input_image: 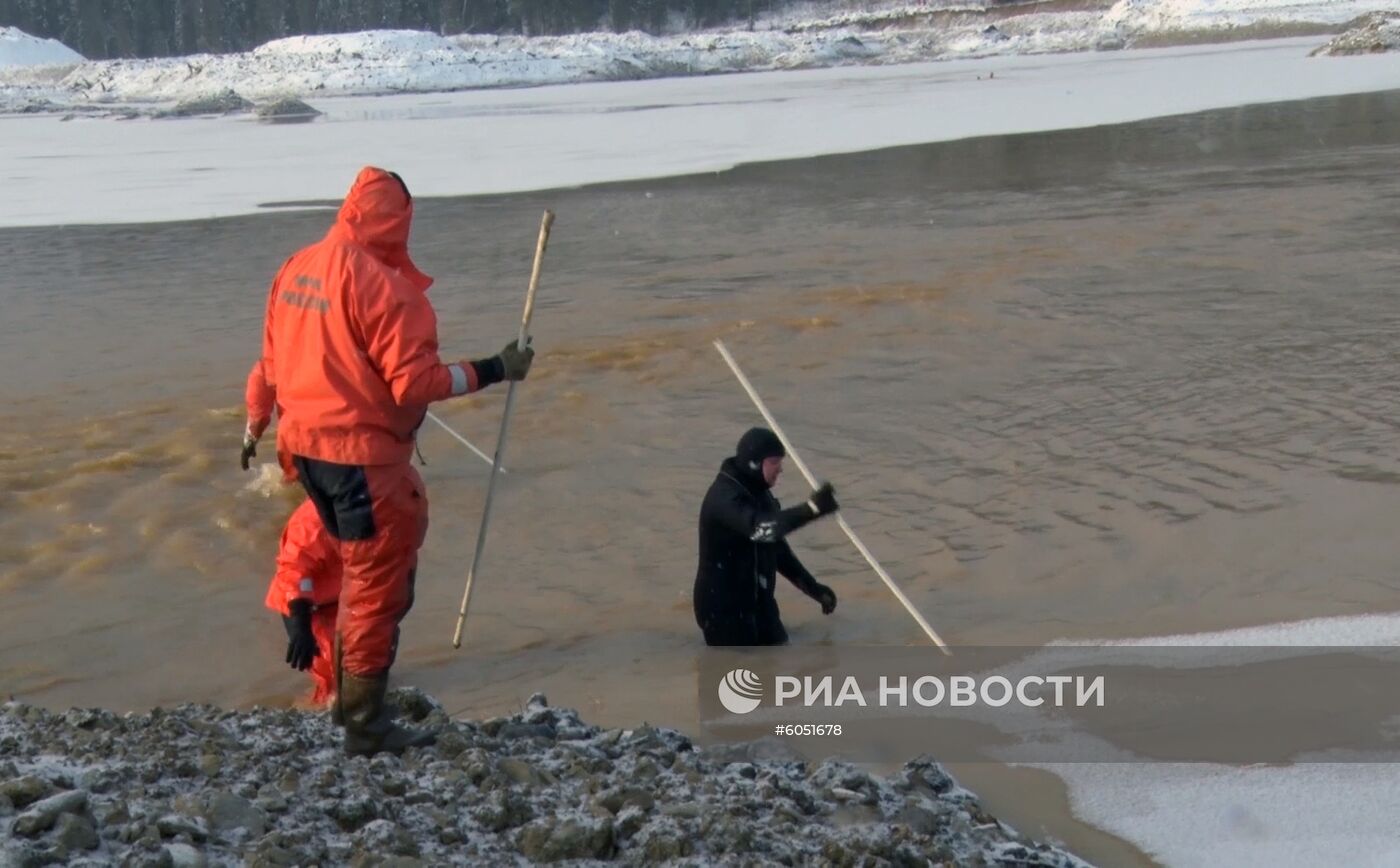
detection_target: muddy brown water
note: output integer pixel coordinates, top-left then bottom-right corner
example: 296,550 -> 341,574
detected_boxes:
6,90 -> 1400,865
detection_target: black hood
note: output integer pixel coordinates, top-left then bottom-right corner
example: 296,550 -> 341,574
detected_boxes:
734,427 -> 784,478
720,456 -> 772,499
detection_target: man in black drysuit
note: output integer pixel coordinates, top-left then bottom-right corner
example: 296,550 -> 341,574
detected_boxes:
693,427 -> 841,646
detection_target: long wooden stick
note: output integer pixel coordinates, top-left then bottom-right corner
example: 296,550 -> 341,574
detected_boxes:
453,210 -> 554,649
424,410 -> 502,473
713,339 -> 951,654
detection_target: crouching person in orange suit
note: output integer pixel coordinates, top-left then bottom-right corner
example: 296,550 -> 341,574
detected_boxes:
264,499 -> 342,709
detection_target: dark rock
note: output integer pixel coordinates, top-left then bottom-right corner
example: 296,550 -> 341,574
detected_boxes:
387,687 -> 441,723
163,843 -> 206,867
330,796 -> 379,832
900,758 -> 955,796
497,723 -> 555,741
203,791 -> 266,837
893,803 -> 944,837
54,813 -> 100,851
12,790 -> 88,836
636,820 -> 690,860
594,786 -> 655,815
496,758 -> 551,788
353,819 -> 420,857
473,790 -> 534,833
254,98 -> 322,124
253,783 -> 288,814
155,814 -> 208,841
432,730 -> 469,759
662,802 -> 700,819
515,818 -> 614,863
156,89 -> 253,118
613,805 -> 647,841
121,848 -> 175,868
197,755 -> 221,778
1,777 -> 54,809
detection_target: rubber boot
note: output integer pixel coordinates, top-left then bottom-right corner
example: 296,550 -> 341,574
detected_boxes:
340,671 -> 436,757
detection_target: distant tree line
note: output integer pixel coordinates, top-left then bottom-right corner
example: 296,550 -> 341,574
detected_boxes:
0,0 -> 776,58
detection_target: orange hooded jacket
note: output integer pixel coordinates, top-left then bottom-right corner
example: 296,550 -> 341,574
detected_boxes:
256,166 -> 486,467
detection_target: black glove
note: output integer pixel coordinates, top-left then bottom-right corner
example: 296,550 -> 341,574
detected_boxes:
498,339 -> 535,381
807,482 -> 839,517
240,431 -> 258,471
812,583 -> 837,615
284,599 -> 319,672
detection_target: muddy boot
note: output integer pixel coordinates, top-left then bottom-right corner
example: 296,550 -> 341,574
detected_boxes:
340,672 -> 436,757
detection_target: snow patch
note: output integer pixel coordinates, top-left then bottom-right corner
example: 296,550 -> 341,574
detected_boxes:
0,26 -> 83,69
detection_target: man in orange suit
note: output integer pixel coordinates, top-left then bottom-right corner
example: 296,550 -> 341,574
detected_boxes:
247,166 -> 533,756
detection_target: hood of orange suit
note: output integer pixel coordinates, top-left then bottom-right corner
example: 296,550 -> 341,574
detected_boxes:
329,166 -> 434,292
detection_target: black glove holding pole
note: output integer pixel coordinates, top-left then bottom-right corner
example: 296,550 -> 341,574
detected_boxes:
498,338 -> 535,381
283,599 -> 319,671
806,482 -> 839,517
466,338 -> 536,390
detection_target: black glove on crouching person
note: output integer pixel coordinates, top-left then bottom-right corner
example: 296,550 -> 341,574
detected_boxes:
284,598 -> 319,672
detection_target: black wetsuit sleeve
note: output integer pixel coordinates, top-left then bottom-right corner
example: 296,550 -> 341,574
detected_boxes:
710,484 -> 818,544
776,541 -> 820,596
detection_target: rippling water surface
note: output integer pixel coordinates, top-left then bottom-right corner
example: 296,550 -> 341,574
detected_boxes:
4,89 -> 1400,862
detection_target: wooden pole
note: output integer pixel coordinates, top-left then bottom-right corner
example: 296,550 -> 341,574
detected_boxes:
713,339 -> 951,654
452,210 -> 554,649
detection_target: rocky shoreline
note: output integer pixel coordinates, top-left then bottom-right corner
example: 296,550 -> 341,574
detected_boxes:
0,690 -> 1090,867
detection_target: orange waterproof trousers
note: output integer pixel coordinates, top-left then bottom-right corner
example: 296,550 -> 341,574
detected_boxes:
293,457 -> 430,677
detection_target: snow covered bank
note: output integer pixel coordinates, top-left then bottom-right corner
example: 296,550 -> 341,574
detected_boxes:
0,26 -> 82,70
0,690 -> 1088,866
1102,0 -> 1400,38
1312,11 -> 1400,55
4,37 -> 1400,229
3,0 -> 1400,113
